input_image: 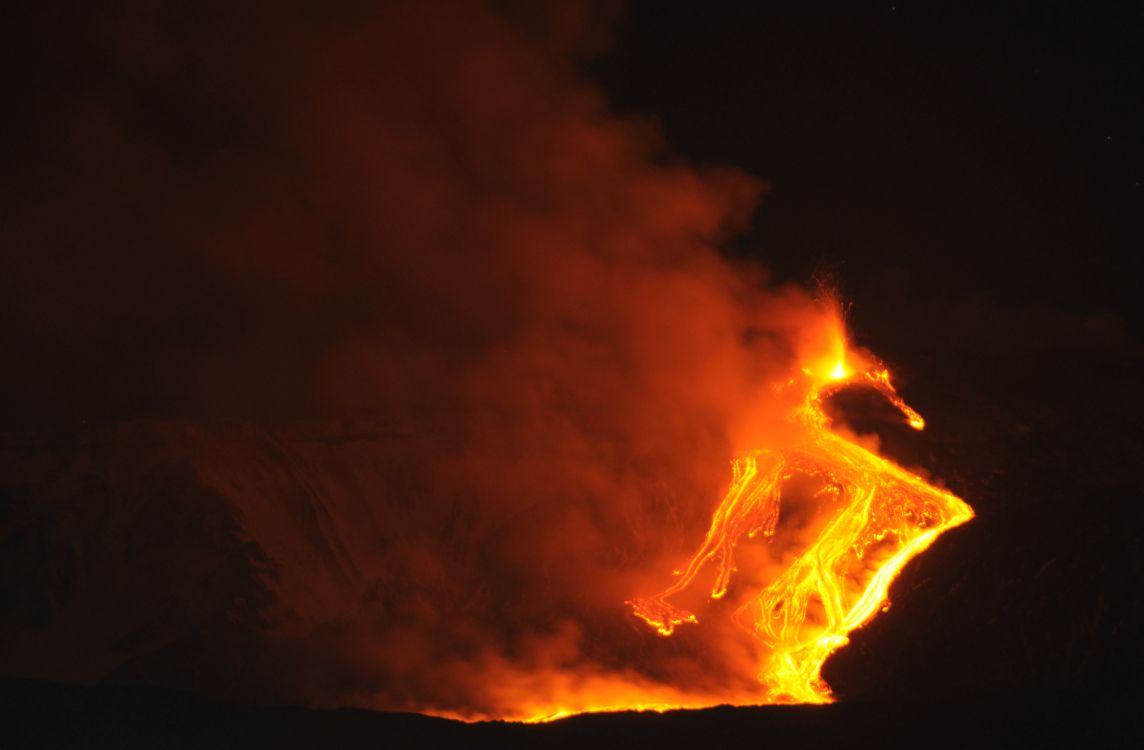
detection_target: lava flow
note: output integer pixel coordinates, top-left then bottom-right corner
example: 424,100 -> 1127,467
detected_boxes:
628,308 -> 975,705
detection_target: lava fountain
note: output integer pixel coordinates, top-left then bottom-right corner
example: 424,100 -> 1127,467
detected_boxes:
628,304 -> 974,706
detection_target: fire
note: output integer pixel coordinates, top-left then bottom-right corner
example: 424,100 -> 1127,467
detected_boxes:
628,305 -> 974,705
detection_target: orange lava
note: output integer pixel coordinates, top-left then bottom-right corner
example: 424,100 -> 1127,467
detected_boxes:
628,307 -> 974,706
420,304 -> 973,724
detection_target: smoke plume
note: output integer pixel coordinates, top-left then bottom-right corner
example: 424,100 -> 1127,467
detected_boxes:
2,1 -> 837,718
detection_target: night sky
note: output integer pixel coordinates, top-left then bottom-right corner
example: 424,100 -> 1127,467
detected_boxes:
4,2 -> 1143,746
598,3 -> 1143,308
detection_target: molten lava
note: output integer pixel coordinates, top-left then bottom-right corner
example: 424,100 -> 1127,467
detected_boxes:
416,305 -> 973,724
628,310 -> 974,705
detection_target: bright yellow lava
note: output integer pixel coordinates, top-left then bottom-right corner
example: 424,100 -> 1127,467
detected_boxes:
420,313 -> 972,724
628,327 -> 974,704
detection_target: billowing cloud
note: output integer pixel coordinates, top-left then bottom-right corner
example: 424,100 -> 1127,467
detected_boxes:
1,1 -> 843,719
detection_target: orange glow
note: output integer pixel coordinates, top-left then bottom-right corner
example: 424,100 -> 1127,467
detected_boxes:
414,302 -> 973,724
628,304 -> 973,705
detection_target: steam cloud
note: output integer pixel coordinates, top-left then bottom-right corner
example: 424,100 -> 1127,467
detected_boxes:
2,1 -> 834,718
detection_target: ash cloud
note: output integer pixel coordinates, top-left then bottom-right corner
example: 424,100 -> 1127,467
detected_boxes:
2,1 -> 827,717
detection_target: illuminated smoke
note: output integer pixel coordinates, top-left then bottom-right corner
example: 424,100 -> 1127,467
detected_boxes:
0,1 -> 969,721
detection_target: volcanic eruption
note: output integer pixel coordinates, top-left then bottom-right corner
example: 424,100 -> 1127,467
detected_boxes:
628,304 -> 974,708
1,0 -> 978,728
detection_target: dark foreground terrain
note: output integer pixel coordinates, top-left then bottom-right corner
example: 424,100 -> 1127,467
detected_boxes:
5,678 -> 1140,749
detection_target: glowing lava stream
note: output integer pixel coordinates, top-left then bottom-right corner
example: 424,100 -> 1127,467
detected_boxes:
421,312 -> 973,724
629,318 -> 975,705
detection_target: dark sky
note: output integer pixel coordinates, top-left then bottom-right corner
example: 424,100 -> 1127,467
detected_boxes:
593,2 -> 1144,320
2,0 -> 1143,724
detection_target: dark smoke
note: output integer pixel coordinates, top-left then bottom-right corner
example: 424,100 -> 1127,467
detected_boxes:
2,1 -> 824,717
